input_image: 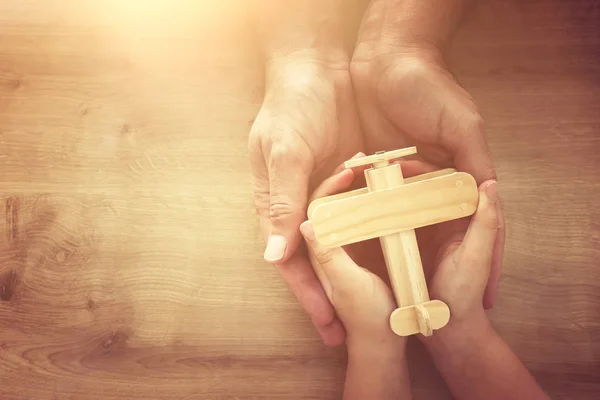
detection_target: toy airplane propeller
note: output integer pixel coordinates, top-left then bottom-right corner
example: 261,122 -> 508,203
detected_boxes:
307,147 -> 479,337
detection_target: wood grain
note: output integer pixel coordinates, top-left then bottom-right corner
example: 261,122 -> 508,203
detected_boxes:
390,300 -> 450,337
360,161 -> 450,338
310,171 -> 478,247
0,0 -> 598,399
306,167 -> 457,218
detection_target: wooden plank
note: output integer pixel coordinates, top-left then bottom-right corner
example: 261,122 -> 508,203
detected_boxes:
307,168 -> 457,219
343,147 -> 417,168
389,300 -> 451,337
310,172 -> 479,247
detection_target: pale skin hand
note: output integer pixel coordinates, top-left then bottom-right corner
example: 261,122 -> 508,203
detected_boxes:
350,0 -> 506,309
417,178 -> 549,400
249,0 -> 363,346
299,163 -> 411,400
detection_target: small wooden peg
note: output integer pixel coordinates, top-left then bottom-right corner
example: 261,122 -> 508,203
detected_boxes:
307,168 -> 458,219
343,147 -> 417,169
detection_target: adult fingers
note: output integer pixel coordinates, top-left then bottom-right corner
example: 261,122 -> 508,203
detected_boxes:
484,196 -> 505,309
249,128 -> 345,345
446,113 -> 505,310
438,105 -> 505,309
262,142 -> 313,264
449,113 -> 497,185
277,253 -> 346,347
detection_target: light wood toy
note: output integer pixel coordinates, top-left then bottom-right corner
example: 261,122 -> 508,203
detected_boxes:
307,147 -> 479,337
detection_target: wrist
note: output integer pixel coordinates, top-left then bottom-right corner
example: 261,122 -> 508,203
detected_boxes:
266,49 -> 350,79
344,334 -> 412,400
361,0 -> 473,52
252,1 -> 349,72
351,36 -> 443,84
421,310 -> 494,363
264,52 -> 349,99
347,333 -> 407,364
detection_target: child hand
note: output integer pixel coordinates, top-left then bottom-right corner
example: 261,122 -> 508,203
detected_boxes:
300,164 -> 401,348
302,160 -> 413,399
425,179 -> 501,329
300,158 -> 501,345
418,180 -> 549,400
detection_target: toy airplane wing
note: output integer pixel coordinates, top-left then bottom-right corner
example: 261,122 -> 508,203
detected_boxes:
308,171 -> 478,248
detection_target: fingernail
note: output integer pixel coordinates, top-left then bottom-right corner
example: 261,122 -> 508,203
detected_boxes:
264,235 -> 286,262
350,152 -> 365,160
299,221 -> 315,241
485,181 -> 498,202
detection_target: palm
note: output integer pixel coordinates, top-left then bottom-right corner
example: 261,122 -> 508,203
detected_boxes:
345,215 -> 470,303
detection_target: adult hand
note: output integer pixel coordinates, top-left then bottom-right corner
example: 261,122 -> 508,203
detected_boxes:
350,0 -> 505,308
249,56 -> 363,346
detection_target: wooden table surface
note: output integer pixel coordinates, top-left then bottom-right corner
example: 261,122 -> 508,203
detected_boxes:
0,1 -> 598,399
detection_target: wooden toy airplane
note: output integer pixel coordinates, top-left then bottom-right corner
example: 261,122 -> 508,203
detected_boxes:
307,147 -> 479,337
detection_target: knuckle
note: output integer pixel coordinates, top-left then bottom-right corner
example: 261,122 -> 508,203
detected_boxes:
252,190 -> 270,218
269,142 -> 292,160
269,200 -> 300,222
270,141 -> 295,161
248,115 -> 267,145
462,111 -> 485,134
314,247 -> 335,267
269,143 -> 313,173
373,56 -> 431,104
455,110 -> 485,143
248,130 -> 261,153
248,117 -> 293,154
349,59 -> 369,83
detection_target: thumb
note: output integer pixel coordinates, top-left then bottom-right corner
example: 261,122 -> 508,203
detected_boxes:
447,116 -> 504,310
263,144 -> 312,264
299,221 -> 363,292
459,180 -> 500,275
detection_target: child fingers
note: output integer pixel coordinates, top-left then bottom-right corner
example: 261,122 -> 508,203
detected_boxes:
337,152 -> 372,189
484,196 -> 506,309
300,220 -> 360,288
332,151 -> 365,175
460,180 -> 500,270
309,152 -> 365,205
310,153 -> 380,205
309,169 -> 355,203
